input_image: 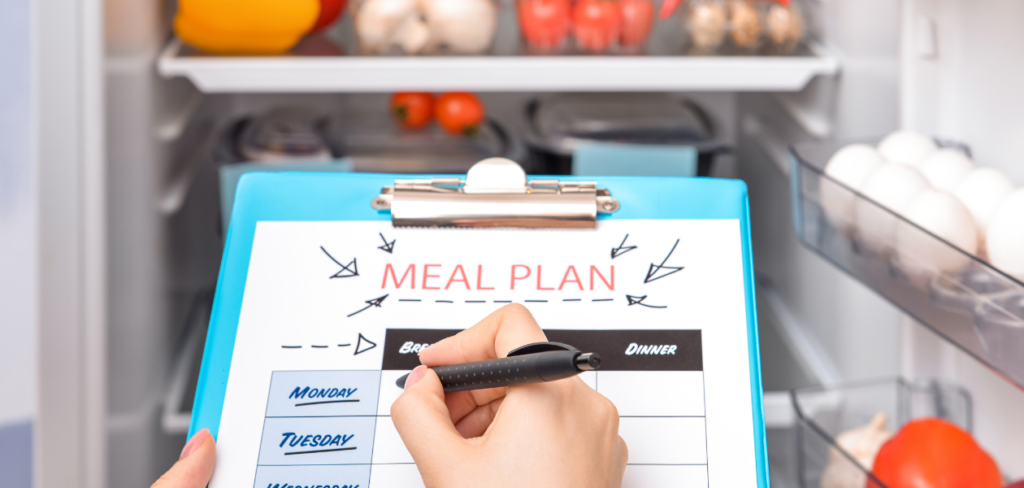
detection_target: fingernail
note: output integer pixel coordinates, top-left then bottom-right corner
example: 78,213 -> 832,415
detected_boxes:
404,365 -> 427,390
180,429 -> 209,460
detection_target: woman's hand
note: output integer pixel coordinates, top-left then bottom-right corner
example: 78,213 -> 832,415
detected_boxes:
151,429 -> 216,488
391,304 -> 629,487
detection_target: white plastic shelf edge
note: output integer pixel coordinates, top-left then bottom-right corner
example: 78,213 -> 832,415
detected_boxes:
157,39 -> 841,93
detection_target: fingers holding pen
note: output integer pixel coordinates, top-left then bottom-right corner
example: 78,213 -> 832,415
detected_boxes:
415,304 -> 547,434
418,304 -> 548,366
443,387 -> 506,430
391,367 -> 466,465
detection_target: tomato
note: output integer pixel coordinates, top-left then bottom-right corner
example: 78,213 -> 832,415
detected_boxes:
573,0 -> 622,52
869,418 -> 1001,488
517,0 -> 572,49
311,0 -> 346,32
619,0 -> 654,47
658,0 -> 680,19
435,93 -> 485,136
390,92 -> 434,130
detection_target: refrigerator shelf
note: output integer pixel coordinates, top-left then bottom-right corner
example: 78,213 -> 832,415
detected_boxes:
156,39 -> 840,93
790,140 -> 1024,392
792,377 -> 972,488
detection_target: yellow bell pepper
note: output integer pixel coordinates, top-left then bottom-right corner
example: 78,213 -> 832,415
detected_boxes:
175,0 -> 321,54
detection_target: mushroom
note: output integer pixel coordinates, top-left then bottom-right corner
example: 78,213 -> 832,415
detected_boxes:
355,0 -> 495,54
354,0 -> 420,53
421,0 -> 497,54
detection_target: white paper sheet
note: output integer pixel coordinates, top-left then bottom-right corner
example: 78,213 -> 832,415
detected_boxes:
211,219 -> 757,488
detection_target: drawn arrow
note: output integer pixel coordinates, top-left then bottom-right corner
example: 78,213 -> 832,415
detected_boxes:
354,333 -> 377,355
321,246 -> 359,279
611,234 -> 638,259
626,295 -> 667,309
347,294 -> 388,318
644,239 -> 685,283
378,233 -> 395,254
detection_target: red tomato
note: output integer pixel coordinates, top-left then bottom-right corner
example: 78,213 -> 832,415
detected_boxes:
435,93 -> 485,136
390,92 -> 434,130
870,418 -> 1001,488
619,0 -> 654,47
573,0 -> 622,52
517,0 -> 572,49
658,0 -> 680,19
311,0 -> 346,32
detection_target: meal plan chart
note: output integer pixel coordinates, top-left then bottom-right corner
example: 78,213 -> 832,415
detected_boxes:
211,220 -> 759,488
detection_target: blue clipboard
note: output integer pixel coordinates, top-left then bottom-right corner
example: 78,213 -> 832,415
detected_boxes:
192,171 -> 767,488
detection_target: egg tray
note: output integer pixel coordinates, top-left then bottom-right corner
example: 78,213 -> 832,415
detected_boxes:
791,377 -> 972,488
789,140 -> 1024,391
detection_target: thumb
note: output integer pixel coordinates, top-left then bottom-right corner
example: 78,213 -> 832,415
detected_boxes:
152,429 -> 216,488
391,366 -> 466,464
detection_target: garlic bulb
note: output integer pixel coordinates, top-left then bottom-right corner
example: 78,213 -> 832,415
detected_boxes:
421,0 -> 497,53
354,0 -> 420,53
820,413 -> 893,488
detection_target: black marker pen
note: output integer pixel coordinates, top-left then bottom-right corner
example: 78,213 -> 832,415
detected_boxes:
395,342 -> 601,392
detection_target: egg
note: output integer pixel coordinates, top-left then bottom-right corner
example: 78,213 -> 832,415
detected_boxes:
729,1 -> 762,49
954,167 -> 1015,236
877,130 -> 937,167
986,188 -> 1024,280
896,190 -> 979,274
766,3 -> 803,51
855,164 -> 930,250
820,144 -> 887,232
918,149 -> 974,192
687,1 -> 728,51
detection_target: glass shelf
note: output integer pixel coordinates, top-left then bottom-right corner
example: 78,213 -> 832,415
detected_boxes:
790,140 -> 1024,391
791,377 -> 972,488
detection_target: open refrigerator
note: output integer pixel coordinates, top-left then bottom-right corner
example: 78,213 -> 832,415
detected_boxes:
30,0 -> 1024,487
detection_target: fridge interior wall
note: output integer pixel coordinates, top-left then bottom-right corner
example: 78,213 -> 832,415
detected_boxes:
898,0 -> 1024,477
739,0 -> 905,385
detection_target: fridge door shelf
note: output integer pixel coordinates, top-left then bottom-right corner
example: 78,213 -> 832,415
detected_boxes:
156,39 -> 840,93
792,377 -> 972,488
790,140 -> 1024,391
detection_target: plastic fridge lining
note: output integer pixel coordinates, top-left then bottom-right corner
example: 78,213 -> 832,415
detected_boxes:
789,140 -> 1024,391
791,377 -> 972,488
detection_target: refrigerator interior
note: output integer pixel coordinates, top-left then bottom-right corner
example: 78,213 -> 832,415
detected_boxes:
50,0 -> 1021,486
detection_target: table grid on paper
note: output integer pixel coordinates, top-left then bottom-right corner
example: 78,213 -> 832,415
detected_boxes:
251,328 -> 708,488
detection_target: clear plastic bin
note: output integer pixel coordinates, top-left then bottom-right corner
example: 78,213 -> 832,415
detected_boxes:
792,377 -> 972,488
217,108 -> 517,173
516,0 -> 655,54
790,139 -> 1024,391
352,0 -> 499,55
523,93 -> 729,174
684,0 -> 804,55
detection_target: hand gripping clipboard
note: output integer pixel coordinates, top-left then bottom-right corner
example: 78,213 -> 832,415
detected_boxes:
193,158 -> 768,488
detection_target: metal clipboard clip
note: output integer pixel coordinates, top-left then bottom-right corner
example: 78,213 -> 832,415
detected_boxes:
371,158 -> 620,228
